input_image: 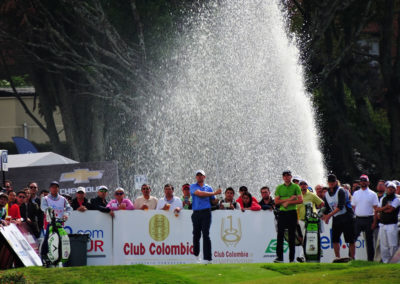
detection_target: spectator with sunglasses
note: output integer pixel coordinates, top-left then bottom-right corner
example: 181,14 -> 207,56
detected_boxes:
107,188 -> 134,211
90,185 -> 114,217
28,182 -> 40,205
134,184 -> 158,210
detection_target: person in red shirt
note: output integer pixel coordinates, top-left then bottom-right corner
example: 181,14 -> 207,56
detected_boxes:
8,191 -> 25,223
236,186 -> 258,205
238,192 -> 261,211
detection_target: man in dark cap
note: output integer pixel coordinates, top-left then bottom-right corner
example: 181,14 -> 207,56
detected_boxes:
274,170 -> 303,263
322,173 -> 355,261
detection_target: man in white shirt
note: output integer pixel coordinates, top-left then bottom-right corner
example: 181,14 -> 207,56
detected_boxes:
134,184 -> 158,210
156,184 -> 183,213
351,174 -> 379,261
375,182 -> 400,263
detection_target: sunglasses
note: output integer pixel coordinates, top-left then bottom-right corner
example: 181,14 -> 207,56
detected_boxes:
5,186 -> 11,188
115,192 -> 124,195
299,183 -> 307,185
360,179 -> 368,182
30,186 -> 37,189
99,189 -> 108,193
18,195 -> 26,199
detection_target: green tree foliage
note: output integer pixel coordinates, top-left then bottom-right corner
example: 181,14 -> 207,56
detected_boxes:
286,0 -> 400,181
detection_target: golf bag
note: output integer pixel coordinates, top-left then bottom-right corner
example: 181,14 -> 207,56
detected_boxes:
303,202 -> 321,262
45,208 -> 70,265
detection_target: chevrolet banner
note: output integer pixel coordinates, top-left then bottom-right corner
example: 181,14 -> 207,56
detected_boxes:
6,161 -> 119,198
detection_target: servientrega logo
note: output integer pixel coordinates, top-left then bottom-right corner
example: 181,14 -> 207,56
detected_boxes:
265,239 -> 289,253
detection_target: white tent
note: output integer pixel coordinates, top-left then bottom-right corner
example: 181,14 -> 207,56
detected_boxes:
7,152 -> 78,168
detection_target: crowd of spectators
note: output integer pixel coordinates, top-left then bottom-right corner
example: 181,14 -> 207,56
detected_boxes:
1,171 -> 400,264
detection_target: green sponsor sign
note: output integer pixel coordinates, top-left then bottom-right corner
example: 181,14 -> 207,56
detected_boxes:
265,239 -> 289,253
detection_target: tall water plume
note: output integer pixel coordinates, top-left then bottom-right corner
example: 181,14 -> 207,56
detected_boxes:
134,0 -> 325,197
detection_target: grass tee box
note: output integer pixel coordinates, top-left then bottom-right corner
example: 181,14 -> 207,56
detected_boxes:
1,261 -> 400,283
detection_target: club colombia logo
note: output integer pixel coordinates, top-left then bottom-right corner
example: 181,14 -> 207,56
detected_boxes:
149,214 -> 170,241
59,169 -> 104,184
221,215 -> 241,247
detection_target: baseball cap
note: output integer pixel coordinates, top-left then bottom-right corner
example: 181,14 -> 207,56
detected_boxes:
386,182 -> 396,189
50,181 -> 59,187
292,175 -> 302,182
393,180 -> 400,187
195,170 -> 205,176
0,193 -> 8,200
98,185 -> 108,192
77,187 -> 86,193
360,174 -> 369,182
115,187 -> 125,193
299,180 -> 308,185
327,173 -> 337,182
282,170 -> 292,176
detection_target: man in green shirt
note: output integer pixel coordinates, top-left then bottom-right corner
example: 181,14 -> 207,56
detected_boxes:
274,170 -> 303,263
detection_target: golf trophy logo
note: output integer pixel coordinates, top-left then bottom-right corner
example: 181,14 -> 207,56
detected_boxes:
149,214 -> 170,241
221,215 -> 241,247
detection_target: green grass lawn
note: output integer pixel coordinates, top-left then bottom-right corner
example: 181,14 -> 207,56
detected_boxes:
1,261 -> 400,283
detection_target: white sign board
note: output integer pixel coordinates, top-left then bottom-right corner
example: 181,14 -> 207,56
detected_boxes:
112,210 -> 367,265
0,223 -> 42,266
0,150 -> 8,172
65,211 -> 113,266
134,175 -> 148,190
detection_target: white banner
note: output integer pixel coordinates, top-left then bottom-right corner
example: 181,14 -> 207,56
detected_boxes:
0,223 -> 42,266
65,211 -> 113,266
112,210 -> 367,265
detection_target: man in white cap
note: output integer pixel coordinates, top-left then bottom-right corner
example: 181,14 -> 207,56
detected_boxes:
351,174 -> 379,261
71,187 -> 91,212
375,182 -> 400,263
190,170 -> 221,264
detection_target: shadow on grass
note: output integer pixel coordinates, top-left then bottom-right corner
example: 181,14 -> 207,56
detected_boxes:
261,260 -> 381,276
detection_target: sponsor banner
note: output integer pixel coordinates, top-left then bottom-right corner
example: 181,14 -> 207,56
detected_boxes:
113,210 -> 195,265
0,223 -> 42,266
113,210 -> 367,265
6,161 -> 118,199
65,211 -> 113,266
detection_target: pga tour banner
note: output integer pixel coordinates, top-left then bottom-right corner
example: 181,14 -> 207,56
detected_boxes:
66,210 -> 367,265
65,211 -> 113,266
